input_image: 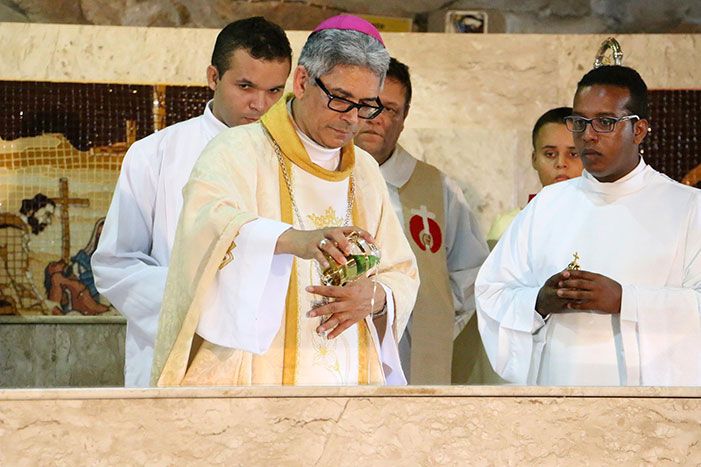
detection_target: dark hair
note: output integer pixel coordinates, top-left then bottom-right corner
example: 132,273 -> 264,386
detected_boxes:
211,17 -> 292,75
576,65 -> 648,120
20,193 -> 55,217
531,107 -> 572,148
386,57 -> 412,110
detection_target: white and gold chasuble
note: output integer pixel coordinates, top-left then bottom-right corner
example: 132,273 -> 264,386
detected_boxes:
151,95 -> 419,387
285,169 -> 365,385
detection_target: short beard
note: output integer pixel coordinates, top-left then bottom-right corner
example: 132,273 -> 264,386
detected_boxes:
27,216 -> 48,235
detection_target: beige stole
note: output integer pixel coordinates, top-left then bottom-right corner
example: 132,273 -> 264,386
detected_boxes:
398,160 -> 454,384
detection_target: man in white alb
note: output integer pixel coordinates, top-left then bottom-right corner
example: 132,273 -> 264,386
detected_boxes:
92,17 -> 292,387
476,65 -> 701,386
355,57 -> 494,384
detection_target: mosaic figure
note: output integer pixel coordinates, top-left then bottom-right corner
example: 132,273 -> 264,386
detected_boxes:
0,193 -> 55,315
44,217 -> 110,316
70,218 -> 105,300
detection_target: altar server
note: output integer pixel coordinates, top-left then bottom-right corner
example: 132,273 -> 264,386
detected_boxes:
486,107 -> 582,249
92,18 -> 292,387
476,65 -> 701,386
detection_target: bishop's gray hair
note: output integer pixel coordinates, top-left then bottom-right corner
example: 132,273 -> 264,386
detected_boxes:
298,29 -> 390,82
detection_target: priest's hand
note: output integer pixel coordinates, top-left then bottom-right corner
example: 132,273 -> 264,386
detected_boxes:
556,270 -> 622,314
535,271 -> 572,317
275,226 -> 375,269
305,276 -> 386,339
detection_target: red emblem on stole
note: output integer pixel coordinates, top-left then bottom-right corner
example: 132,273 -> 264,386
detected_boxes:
408,205 -> 442,253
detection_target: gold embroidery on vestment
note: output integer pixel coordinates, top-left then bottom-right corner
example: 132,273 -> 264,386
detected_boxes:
307,207 -> 342,229
219,241 -> 236,270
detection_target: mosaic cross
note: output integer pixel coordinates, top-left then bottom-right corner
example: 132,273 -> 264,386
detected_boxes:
51,178 -> 90,262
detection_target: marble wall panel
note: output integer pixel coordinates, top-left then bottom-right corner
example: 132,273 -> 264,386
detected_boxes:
387,33 -> 568,129
400,127 -> 539,226
0,23 -> 698,233
0,387 -> 699,464
556,34 -> 701,92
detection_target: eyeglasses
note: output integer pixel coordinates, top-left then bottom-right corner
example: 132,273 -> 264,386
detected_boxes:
315,77 -> 384,120
564,115 -> 640,133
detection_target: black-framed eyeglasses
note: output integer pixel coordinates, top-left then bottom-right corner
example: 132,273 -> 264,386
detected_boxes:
564,115 -> 640,134
315,77 -> 384,120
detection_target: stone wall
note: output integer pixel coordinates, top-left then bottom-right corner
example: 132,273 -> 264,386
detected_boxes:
0,316 -> 125,388
0,0 -> 700,33
1,24 -> 698,234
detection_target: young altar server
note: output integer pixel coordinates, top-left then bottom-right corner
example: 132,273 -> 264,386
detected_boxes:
486,107 -> 582,249
92,18 -> 292,387
476,65 -> 701,386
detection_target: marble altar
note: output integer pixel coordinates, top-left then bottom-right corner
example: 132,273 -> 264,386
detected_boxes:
0,386 -> 699,464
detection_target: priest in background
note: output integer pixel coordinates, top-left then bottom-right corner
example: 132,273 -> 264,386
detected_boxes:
476,65 -> 701,386
355,58 -> 496,385
92,17 -> 292,387
151,16 -> 419,387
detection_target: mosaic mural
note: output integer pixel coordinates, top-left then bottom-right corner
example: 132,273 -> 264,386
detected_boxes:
0,81 -> 211,317
642,90 -> 701,187
0,81 -> 696,317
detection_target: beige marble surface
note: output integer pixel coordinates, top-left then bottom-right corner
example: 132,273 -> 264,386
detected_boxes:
0,23 -> 699,231
0,386 -> 699,465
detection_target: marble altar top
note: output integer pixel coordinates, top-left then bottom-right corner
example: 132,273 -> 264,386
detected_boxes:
1,385 -> 700,400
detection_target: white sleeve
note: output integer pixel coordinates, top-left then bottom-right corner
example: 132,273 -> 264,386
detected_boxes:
363,283 -> 406,385
474,202 -> 547,384
195,218 -> 294,354
618,195 -> 701,386
194,218 -> 410,385
92,142 -> 167,345
442,176 -> 490,338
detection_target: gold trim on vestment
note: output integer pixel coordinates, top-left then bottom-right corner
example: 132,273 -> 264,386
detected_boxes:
282,265 -> 300,385
357,321 -> 369,384
261,94 -> 355,182
279,154 -> 299,385
352,200 -> 369,384
265,93 -> 370,385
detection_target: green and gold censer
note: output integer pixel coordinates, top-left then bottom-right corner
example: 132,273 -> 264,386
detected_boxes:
320,232 -> 381,286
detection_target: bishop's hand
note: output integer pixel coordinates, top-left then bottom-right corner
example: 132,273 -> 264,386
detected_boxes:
306,276 -> 386,339
556,269 -> 622,314
275,226 -> 375,269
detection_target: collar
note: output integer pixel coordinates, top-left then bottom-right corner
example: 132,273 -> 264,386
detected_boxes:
380,144 -> 417,189
580,156 -> 649,197
261,93 -> 354,181
202,100 -> 228,139
287,100 -> 340,167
